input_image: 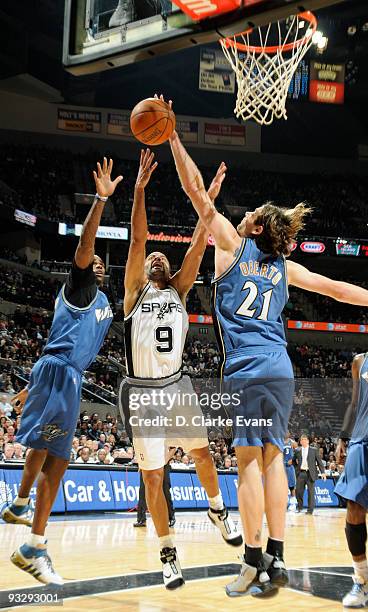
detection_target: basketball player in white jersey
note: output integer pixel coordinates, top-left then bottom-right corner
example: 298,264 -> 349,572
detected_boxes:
122,148 -> 242,590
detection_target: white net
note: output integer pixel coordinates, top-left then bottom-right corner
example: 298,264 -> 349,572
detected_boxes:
220,13 -> 316,125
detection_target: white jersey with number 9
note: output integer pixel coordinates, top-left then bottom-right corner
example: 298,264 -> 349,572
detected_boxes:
124,283 -> 188,379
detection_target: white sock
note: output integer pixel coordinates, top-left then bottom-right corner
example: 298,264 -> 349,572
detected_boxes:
353,559 -> 368,582
27,533 -> 46,548
208,492 -> 224,511
13,496 -> 29,507
159,535 -> 174,550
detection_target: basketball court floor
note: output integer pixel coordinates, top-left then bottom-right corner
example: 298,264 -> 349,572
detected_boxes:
0,509 -> 352,611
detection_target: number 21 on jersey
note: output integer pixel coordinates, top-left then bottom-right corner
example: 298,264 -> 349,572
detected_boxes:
235,280 -> 273,321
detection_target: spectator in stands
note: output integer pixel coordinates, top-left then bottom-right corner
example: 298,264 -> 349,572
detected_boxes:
1,443 -> 14,461
12,443 -> 25,462
95,449 -> 109,464
70,438 -> 80,462
75,447 -> 94,464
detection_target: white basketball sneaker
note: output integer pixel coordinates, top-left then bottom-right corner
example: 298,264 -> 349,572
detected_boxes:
1,501 -> 34,526
208,505 -> 243,546
226,556 -> 277,598
11,543 -> 63,585
160,546 -> 185,590
343,576 -> 368,608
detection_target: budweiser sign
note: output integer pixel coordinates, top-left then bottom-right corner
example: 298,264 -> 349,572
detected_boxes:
147,231 -> 214,246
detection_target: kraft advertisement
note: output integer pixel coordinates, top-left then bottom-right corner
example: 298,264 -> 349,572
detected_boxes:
309,61 -> 345,105
0,467 -> 339,514
57,108 -> 102,133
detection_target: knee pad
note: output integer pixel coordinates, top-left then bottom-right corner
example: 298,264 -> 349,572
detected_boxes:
345,522 -> 367,557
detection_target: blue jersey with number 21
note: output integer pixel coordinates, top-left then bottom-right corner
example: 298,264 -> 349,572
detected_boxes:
212,237 -> 288,357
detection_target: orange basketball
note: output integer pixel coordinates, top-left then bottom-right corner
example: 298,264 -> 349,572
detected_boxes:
130,98 -> 176,146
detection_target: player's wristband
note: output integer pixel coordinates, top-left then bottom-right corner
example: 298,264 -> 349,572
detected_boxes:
339,432 -> 350,442
95,193 -> 108,202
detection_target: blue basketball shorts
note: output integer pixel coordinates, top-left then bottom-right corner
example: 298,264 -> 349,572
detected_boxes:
334,441 -> 368,509
223,348 -> 294,453
16,355 -> 82,460
285,464 -> 296,489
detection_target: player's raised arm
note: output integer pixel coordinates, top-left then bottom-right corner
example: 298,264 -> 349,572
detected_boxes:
169,130 -> 240,253
170,163 -> 226,301
75,157 -> 123,269
124,149 -> 157,315
287,260 -> 368,306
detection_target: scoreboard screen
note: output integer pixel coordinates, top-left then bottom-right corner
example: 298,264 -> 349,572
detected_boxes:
287,58 -> 310,100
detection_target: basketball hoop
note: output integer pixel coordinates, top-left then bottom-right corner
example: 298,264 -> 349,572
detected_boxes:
220,12 -> 317,125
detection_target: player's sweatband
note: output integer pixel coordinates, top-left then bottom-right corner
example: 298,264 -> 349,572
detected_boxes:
345,522 -> 367,557
95,193 -> 108,202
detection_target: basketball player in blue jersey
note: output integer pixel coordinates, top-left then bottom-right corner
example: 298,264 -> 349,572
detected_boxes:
335,354 -> 368,608
1,157 -> 121,585
283,432 -> 297,511
168,122 -> 368,598
122,148 -> 242,590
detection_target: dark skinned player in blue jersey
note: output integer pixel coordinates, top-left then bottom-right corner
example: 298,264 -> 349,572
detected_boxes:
1,157 -> 122,585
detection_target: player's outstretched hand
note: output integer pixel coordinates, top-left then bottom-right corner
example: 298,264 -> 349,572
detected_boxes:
154,93 -> 173,110
135,148 -> 158,190
208,162 -> 227,201
154,94 -> 177,142
93,157 -> 123,198
11,387 -> 28,415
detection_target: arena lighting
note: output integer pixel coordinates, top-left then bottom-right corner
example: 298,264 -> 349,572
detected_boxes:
312,30 -> 323,44
347,25 -> 357,35
317,35 -> 328,51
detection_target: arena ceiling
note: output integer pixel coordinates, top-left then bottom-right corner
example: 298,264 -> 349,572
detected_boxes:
0,0 -> 367,158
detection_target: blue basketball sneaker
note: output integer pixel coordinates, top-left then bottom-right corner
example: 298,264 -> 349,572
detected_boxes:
1,501 -> 34,527
11,543 -> 63,585
343,576 -> 368,608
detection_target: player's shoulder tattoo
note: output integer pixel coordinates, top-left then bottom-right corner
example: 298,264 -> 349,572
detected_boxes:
233,247 -> 240,259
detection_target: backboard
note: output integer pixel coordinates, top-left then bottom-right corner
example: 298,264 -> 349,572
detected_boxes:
63,0 -> 349,75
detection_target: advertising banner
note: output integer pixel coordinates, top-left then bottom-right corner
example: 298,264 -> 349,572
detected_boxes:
14,209 -> 37,227
1,469 -> 65,513
176,120 -> 199,143
204,123 -> 246,146
309,61 -> 345,104
172,0 -> 241,21
336,242 -> 361,256
107,112 -> 132,137
303,478 -> 339,507
110,470 -> 140,511
188,314 -> 213,324
57,108 -> 101,133
63,469 -> 115,512
199,48 -> 235,93
169,472 -> 197,509
288,320 -> 368,334
147,231 -> 213,246
107,113 -> 133,138
59,223 -> 128,241
226,474 -> 239,508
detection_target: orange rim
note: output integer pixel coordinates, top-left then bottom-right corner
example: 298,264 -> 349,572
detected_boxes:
221,11 -> 317,54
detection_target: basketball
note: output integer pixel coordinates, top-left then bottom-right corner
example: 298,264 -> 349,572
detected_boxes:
130,98 -> 176,146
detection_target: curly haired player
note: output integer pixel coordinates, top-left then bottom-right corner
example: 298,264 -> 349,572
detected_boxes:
168,116 -> 368,598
